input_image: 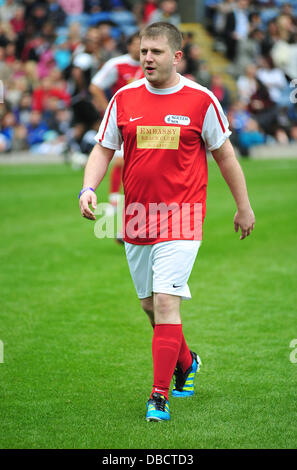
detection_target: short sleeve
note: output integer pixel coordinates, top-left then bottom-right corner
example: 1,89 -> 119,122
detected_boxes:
94,97 -> 122,150
201,97 -> 231,151
91,61 -> 118,90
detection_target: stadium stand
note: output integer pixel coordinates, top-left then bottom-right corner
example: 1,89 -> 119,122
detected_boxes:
0,0 -> 296,158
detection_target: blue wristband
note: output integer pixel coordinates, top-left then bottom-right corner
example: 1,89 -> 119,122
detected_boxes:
79,187 -> 95,199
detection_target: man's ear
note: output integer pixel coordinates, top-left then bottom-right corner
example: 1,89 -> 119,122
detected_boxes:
173,50 -> 183,66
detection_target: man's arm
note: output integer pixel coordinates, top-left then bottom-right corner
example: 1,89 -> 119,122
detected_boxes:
89,61 -> 117,112
79,143 -> 115,220
211,139 -> 255,240
89,83 -> 109,113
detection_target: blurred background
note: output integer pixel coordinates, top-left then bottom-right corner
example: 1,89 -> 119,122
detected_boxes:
0,0 -> 297,160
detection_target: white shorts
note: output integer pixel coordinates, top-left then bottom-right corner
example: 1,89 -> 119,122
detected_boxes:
125,240 -> 201,301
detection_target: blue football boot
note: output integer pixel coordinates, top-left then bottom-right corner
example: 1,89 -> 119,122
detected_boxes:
172,351 -> 202,397
146,392 -> 170,421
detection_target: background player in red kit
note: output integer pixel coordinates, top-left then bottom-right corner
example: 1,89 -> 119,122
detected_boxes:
90,32 -> 143,214
79,22 -> 255,422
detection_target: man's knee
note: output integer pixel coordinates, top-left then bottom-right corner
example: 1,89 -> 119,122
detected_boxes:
140,296 -> 155,327
154,293 -> 179,314
154,293 -> 181,324
140,296 -> 153,314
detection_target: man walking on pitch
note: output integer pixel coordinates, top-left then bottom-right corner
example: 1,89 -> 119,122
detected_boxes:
79,22 -> 255,422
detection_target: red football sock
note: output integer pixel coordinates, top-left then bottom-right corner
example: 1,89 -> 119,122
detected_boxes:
151,324 -> 183,401
177,333 -> 193,373
110,165 -> 122,194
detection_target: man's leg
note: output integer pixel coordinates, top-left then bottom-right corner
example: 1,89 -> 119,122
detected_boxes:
177,334 -> 193,373
152,294 -> 201,399
154,293 -> 181,325
150,293 -> 183,400
140,295 -> 192,372
140,296 -> 155,328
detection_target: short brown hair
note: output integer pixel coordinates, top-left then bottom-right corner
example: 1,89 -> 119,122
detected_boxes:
140,22 -> 182,52
127,31 -> 140,46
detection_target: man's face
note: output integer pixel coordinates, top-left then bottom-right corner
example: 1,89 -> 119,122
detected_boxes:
161,0 -> 177,15
140,35 -> 181,88
238,0 -> 249,10
30,111 -> 41,126
128,37 -> 141,61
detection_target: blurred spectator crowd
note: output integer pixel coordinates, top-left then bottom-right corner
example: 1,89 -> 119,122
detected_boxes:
205,0 -> 297,154
0,0 -> 296,157
0,0 -> 143,155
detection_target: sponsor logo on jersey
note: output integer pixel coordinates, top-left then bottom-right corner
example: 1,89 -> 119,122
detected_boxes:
165,115 -> 190,125
137,126 -> 180,149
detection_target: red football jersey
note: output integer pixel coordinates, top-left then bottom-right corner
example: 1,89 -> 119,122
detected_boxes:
95,75 -> 231,244
91,54 -> 144,95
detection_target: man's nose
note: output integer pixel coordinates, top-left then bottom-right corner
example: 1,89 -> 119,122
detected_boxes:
145,51 -> 154,62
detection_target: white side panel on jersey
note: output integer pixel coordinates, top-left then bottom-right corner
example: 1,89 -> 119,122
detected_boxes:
201,103 -> 232,151
91,62 -> 118,90
181,75 -> 232,150
95,98 -> 123,150
91,54 -> 141,90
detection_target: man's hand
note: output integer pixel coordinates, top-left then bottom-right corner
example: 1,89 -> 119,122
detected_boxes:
234,207 -> 255,240
78,143 -> 115,221
79,190 -> 97,220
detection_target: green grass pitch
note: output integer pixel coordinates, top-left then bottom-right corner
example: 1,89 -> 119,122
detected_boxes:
0,157 -> 296,449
